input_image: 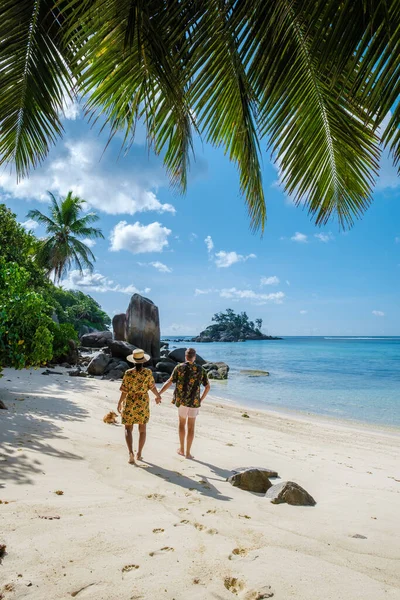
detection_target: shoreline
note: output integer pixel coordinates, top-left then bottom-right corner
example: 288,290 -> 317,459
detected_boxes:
1,367 -> 400,599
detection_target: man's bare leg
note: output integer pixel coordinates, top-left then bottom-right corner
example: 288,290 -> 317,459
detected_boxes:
186,417 -> 196,459
178,416 -> 186,456
125,425 -> 135,464
137,424 -> 146,460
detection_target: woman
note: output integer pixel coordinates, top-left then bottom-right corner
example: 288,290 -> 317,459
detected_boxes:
117,348 -> 161,464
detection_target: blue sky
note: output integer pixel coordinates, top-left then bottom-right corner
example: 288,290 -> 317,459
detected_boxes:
1,102 -> 399,336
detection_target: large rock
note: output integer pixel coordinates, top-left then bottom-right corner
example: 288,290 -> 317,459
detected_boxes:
155,361 -> 176,375
266,481 -> 316,506
107,340 -> 137,360
104,359 -> 130,375
167,347 -> 206,366
102,368 -> 126,380
112,313 -> 127,341
87,351 -> 112,376
126,294 -> 160,357
80,330 -> 112,348
228,468 -> 273,493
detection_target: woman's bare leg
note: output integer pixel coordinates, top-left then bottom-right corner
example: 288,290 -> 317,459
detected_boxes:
137,424 -> 147,460
125,425 -> 135,464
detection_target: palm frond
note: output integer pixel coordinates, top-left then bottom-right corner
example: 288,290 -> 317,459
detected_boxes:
0,0 -> 74,178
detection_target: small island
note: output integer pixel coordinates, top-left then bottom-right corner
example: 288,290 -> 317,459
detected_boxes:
191,309 -> 282,342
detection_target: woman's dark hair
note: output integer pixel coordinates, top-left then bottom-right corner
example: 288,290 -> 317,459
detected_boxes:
135,363 -> 144,372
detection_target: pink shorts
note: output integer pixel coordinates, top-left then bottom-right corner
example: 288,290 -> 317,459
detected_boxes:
178,405 -> 200,419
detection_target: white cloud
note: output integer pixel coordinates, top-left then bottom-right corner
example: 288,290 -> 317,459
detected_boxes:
205,235 -> 214,253
299,310 -> 308,314
291,232 -> 308,243
214,251 -> 256,268
0,138 -> 175,216
220,288 -> 284,304
82,238 -> 96,248
315,232 -> 334,243
372,310 -> 385,317
149,261 -> 172,273
189,233 -> 198,241
61,269 -> 150,295
20,219 -> 38,231
195,288 -> 213,296
109,221 -> 172,254
261,276 -> 280,286
60,97 -> 80,120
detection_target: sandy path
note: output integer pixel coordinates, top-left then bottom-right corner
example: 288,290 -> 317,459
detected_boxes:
1,368 -> 399,599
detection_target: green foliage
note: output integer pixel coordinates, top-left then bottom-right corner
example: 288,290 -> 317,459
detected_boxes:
0,259 -> 54,368
49,288 -> 111,332
27,191 -> 104,282
1,2 -> 399,230
49,322 -> 78,361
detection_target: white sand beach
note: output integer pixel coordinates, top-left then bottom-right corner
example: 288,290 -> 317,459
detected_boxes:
1,367 -> 399,600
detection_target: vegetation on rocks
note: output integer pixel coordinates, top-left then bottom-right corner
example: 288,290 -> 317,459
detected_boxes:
192,309 -> 281,342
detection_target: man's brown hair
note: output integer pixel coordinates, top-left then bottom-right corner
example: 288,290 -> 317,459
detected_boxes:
185,347 -> 196,358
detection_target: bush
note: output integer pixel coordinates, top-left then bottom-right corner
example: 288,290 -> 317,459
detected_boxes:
49,322 -> 78,361
0,260 -> 54,368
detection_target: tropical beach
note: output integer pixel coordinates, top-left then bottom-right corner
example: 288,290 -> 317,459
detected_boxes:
1,367 -> 400,600
1,2 -> 400,599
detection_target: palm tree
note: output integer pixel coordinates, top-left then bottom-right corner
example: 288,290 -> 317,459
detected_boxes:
1,1 -> 399,232
27,191 -> 104,283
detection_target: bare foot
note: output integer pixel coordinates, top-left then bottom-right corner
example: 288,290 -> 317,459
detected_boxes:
128,453 -> 136,465
137,455 -> 143,461
177,449 -> 185,456
186,453 -> 194,459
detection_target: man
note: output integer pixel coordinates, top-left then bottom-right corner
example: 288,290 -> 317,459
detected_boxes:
159,347 -> 210,459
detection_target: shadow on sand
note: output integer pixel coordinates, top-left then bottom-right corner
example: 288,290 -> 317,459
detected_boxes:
0,376 -> 95,486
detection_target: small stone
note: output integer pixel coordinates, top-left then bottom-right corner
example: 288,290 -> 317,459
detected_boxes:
351,534 -> 367,539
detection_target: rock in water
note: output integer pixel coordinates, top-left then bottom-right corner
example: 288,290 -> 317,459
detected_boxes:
107,340 -> 137,360
112,313 -> 127,341
0,400 -> 8,410
80,330 -> 112,348
126,294 -> 160,357
168,347 -> 206,365
228,469 -> 273,493
87,352 -> 112,376
266,481 -> 316,506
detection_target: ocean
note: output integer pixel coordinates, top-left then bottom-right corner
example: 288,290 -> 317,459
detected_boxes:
161,336 -> 400,428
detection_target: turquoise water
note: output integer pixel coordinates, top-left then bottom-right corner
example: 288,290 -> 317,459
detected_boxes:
162,337 -> 400,427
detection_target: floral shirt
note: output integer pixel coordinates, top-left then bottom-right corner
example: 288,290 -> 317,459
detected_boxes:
120,368 -> 154,399
171,362 -> 209,408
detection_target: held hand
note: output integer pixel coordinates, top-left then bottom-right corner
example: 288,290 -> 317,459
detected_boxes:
117,404 -> 122,414
155,396 -> 162,405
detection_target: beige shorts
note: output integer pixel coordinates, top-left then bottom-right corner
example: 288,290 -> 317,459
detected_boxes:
178,405 -> 200,419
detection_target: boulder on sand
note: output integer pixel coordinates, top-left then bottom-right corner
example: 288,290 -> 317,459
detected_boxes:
58,339 -> 79,365
107,340 -> 137,360
104,359 -> 130,375
266,481 -> 316,506
112,313 -> 127,341
80,330 -> 112,348
87,351 -> 112,376
168,347 -> 206,365
155,361 -> 176,375
126,294 -> 160,358
227,468 -> 274,493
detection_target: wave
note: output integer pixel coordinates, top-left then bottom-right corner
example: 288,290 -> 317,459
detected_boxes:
324,337 -> 400,340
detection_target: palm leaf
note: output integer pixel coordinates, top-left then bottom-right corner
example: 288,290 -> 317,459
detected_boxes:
0,0 -> 75,178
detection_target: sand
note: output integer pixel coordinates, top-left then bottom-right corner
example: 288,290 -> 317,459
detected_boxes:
0,367 -> 399,600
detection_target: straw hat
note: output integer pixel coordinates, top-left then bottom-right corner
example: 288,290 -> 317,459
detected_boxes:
126,348 -> 151,364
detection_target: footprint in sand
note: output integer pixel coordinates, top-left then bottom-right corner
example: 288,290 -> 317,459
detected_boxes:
146,494 -> 165,501
174,520 -> 190,527
245,587 -> 274,599
206,509 -> 217,514
122,564 -> 140,573
229,548 -> 248,560
149,547 -> 174,557
152,528 -> 164,534
224,577 -> 245,594
207,528 -> 218,535
194,522 -> 206,531
178,507 -> 188,512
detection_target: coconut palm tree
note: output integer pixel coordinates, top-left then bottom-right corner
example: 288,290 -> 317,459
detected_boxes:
1,1 -> 399,232
27,192 -> 104,283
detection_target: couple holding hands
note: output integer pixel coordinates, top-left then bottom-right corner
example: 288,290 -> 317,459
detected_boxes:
117,347 -> 210,465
